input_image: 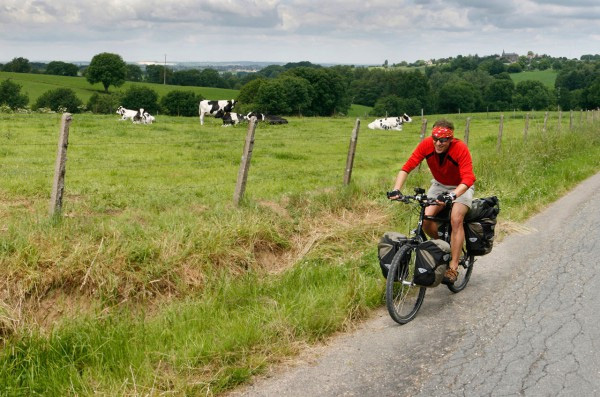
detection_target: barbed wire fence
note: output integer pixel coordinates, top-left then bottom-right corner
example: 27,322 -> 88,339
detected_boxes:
2,108 -> 599,218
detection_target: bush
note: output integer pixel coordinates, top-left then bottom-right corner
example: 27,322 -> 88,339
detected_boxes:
0,79 -> 29,109
121,86 -> 159,114
87,92 -> 123,114
33,88 -> 82,113
160,90 -> 203,116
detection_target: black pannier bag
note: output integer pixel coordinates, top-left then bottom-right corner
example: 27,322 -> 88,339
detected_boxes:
464,196 -> 500,222
465,220 -> 496,256
414,239 -> 451,287
377,232 -> 408,278
464,196 -> 500,256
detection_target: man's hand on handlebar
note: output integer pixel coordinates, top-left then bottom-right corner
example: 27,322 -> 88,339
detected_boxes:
387,189 -> 403,200
436,192 -> 456,205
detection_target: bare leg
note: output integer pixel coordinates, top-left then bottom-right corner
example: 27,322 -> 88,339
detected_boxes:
449,203 -> 469,271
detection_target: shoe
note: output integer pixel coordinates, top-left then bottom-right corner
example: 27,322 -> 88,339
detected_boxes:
442,268 -> 458,285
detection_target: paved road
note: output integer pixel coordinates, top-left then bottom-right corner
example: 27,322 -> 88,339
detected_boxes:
231,173 -> 600,397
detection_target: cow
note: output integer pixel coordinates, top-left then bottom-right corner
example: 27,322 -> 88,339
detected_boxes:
199,99 -> 236,125
142,111 -> 155,124
246,112 -> 288,125
221,112 -> 247,126
116,106 -> 141,122
367,113 -> 412,131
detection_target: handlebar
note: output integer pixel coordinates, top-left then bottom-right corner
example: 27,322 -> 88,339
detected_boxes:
386,188 -> 440,206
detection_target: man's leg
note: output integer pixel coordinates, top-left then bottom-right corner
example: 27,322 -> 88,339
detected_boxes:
423,205 -> 443,239
445,202 -> 469,283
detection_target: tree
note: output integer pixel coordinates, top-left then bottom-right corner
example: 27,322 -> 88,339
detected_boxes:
255,76 -> 312,115
161,90 -> 203,116
145,64 -> 173,84
33,88 -> 82,112
371,95 -> 421,117
2,57 -> 31,73
484,79 -> 515,111
85,53 -> 127,92
437,81 -> 481,113
513,80 -> 553,110
0,79 -> 29,109
237,78 -> 267,113
46,61 -> 79,76
121,86 -> 159,114
125,64 -> 143,82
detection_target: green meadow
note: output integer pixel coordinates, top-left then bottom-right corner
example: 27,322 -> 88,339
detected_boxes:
1,107 -> 600,394
510,69 -> 557,89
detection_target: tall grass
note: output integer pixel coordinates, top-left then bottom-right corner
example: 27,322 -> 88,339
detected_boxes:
1,110 -> 600,394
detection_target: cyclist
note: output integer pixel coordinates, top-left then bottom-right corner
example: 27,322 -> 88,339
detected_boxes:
388,119 -> 476,284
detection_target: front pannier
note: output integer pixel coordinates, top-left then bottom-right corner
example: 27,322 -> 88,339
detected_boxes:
465,220 -> 496,256
414,239 -> 451,287
377,232 -> 408,279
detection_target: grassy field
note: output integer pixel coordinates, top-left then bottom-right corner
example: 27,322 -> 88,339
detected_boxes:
0,71 -> 239,104
1,108 -> 600,394
510,69 -> 557,89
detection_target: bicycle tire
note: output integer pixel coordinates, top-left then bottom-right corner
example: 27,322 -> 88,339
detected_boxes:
385,245 -> 426,325
447,252 -> 474,293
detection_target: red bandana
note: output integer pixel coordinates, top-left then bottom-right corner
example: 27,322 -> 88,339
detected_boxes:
432,126 -> 454,139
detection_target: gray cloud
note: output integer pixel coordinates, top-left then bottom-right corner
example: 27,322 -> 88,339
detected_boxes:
0,0 -> 598,64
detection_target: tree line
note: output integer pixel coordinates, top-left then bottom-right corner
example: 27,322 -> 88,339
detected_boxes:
1,52 -> 600,117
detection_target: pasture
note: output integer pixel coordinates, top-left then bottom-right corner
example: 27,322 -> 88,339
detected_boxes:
0,71 -> 238,104
1,110 -> 600,394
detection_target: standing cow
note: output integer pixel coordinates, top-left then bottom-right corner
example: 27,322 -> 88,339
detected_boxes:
199,99 -> 237,125
367,113 -> 412,131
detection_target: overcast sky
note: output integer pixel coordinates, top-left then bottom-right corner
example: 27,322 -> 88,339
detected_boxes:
1,0 -> 599,66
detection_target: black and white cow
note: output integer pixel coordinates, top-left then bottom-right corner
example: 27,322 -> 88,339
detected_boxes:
142,111 -> 155,124
367,113 -> 412,131
116,106 -> 141,122
246,112 -> 288,125
221,112 -> 247,126
199,99 -> 237,125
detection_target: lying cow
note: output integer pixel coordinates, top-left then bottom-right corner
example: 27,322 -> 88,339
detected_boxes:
367,113 -> 412,131
116,106 -> 140,122
199,99 -> 236,125
246,112 -> 288,125
221,112 -> 247,126
142,111 -> 155,124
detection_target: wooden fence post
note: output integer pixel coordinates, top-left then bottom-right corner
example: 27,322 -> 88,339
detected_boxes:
418,118 -> 428,172
464,117 -> 471,146
419,118 -> 428,141
543,111 -> 548,133
524,112 -> 530,141
343,118 -> 360,185
49,113 -> 72,217
569,110 -> 573,131
558,110 -> 562,130
497,114 -> 504,153
233,117 -> 258,206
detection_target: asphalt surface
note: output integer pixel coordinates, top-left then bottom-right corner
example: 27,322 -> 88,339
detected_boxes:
230,172 -> 600,397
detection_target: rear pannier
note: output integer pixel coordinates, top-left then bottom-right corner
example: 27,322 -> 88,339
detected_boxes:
464,196 -> 500,256
377,232 -> 408,278
414,239 -> 451,287
465,220 -> 496,256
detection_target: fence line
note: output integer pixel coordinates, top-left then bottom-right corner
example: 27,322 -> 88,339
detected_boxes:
2,110 -> 599,218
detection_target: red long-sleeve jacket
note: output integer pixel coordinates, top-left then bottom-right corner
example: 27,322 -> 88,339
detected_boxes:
401,137 -> 476,187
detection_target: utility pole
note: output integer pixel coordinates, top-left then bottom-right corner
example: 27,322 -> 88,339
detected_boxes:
163,54 -> 166,85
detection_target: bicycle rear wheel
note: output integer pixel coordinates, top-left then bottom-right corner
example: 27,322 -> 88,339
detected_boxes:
385,245 -> 426,325
447,252 -> 474,293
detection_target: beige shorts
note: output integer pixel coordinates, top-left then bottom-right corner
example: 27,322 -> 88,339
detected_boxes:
427,180 -> 475,208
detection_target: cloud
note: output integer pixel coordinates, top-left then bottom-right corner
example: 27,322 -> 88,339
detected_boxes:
0,0 -> 598,64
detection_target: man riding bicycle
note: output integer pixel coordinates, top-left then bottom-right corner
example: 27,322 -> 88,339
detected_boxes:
388,119 -> 476,284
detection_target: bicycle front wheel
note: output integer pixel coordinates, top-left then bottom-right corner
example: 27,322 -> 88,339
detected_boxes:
385,245 -> 426,325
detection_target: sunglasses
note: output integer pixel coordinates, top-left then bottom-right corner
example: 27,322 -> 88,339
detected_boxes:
432,137 -> 451,143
